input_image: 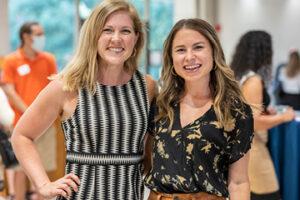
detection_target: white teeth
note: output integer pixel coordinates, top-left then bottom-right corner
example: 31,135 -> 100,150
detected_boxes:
109,47 -> 123,53
184,64 -> 201,70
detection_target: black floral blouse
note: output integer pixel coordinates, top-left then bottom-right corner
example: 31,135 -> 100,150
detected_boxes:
144,101 -> 253,197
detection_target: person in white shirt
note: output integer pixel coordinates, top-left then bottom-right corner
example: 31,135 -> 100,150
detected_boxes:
0,84 -> 15,196
0,86 -> 15,129
277,50 -> 300,110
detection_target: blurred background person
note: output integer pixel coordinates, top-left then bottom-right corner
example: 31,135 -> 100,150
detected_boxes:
0,78 -> 15,200
1,21 -> 57,200
0,72 -> 15,135
275,50 -> 300,110
231,30 -> 295,200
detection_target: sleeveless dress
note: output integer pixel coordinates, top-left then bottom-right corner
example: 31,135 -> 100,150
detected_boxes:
240,71 -> 280,200
58,71 -> 149,200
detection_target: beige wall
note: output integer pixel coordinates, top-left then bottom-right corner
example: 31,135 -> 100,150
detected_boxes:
0,0 -> 10,55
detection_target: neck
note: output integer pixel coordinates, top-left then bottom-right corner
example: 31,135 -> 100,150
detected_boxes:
98,66 -> 131,86
22,45 -> 37,60
181,78 -> 212,107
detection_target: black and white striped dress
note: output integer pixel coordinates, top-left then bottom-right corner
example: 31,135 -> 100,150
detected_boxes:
59,71 -> 149,200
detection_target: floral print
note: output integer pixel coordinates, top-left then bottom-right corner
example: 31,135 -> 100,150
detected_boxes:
144,102 -> 253,197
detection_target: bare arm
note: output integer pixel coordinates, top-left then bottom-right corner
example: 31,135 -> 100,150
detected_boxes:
228,152 -> 250,200
143,75 -> 157,174
145,74 -> 157,103
11,80 -> 79,199
242,76 -> 295,132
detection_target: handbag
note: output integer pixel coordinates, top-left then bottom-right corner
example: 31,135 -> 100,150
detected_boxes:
0,129 -> 18,168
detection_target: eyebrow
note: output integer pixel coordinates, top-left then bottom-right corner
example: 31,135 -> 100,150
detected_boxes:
173,42 -> 205,49
103,25 -> 134,29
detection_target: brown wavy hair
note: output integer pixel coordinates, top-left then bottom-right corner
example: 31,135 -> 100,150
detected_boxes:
157,18 -> 246,131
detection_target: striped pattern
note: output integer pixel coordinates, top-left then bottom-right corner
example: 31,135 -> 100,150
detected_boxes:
66,152 -> 143,165
59,71 -> 149,200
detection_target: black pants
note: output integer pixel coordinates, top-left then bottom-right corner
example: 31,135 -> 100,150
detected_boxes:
251,191 -> 281,200
278,93 -> 300,110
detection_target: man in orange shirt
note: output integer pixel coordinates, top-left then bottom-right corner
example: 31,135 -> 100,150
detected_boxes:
1,21 -> 57,200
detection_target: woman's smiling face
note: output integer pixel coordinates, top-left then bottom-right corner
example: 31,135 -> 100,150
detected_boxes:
98,10 -> 138,68
172,28 -> 213,83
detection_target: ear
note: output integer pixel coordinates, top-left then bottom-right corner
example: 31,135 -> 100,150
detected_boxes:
134,32 -> 139,45
23,32 -> 31,40
23,32 -> 32,44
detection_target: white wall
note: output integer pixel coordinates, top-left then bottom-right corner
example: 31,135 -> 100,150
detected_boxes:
218,0 -> 300,69
173,0 -> 197,23
173,0 -> 217,25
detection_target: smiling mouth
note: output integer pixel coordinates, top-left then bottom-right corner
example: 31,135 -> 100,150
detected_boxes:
183,64 -> 201,71
108,47 -> 124,53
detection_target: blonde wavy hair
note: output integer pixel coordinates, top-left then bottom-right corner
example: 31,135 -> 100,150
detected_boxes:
157,18 -> 246,131
56,0 -> 144,92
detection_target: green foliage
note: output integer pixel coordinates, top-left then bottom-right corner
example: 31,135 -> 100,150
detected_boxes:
9,0 -> 75,70
9,0 -> 173,78
149,0 -> 173,51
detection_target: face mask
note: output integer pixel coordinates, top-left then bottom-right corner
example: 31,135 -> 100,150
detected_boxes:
32,35 -> 45,52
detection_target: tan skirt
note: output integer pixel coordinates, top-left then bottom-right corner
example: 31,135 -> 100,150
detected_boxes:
248,131 -> 279,194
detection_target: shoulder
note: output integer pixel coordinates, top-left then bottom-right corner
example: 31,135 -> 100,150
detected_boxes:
39,51 -> 56,62
241,74 -> 262,90
144,74 -> 157,102
43,79 -> 69,100
3,51 -> 20,65
231,99 -> 253,119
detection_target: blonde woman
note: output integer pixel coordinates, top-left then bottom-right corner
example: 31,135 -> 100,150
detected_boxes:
11,0 -> 156,199
144,19 -> 253,200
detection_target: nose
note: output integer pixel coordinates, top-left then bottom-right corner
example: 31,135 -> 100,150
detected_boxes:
111,31 -> 121,42
185,49 -> 196,62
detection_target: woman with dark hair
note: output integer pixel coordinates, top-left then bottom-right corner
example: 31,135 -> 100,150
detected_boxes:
277,50 -> 300,110
231,30 -> 295,200
144,18 -> 254,200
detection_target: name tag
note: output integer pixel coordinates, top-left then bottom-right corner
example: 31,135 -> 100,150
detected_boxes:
17,64 -> 31,76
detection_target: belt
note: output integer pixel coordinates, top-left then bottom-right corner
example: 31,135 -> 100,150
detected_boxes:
148,191 -> 227,200
66,151 -> 143,165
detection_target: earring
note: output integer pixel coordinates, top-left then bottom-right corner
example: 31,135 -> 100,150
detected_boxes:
131,48 -> 137,57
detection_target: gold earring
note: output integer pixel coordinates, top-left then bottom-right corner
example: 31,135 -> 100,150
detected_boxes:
131,48 -> 137,57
